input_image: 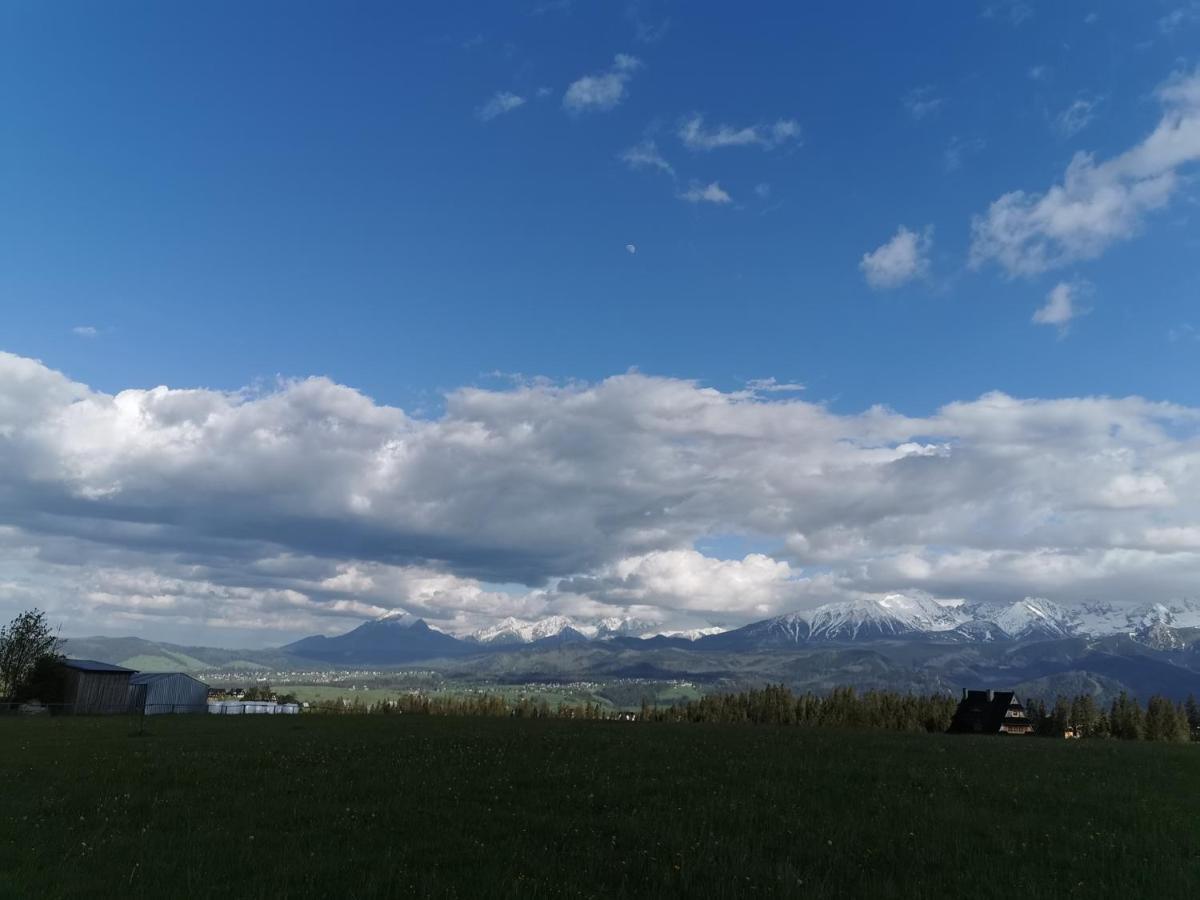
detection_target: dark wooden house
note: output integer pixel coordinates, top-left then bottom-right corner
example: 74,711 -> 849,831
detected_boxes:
948,689 -> 1033,735
61,659 -> 136,714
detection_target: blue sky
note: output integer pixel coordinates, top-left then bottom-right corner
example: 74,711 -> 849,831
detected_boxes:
3,2 -> 1200,643
4,1 -> 1197,416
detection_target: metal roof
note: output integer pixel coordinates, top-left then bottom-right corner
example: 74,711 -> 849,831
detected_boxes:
62,658 -> 136,673
129,672 -> 208,687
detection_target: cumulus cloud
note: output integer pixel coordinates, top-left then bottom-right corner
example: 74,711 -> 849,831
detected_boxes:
476,91 -> 526,122
563,54 -> 641,113
620,139 -> 674,176
678,115 -> 802,151
679,181 -> 732,204
625,243 -> 637,254
860,225 -> 933,289
5,352 -> 1200,639
72,326 -> 99,338
970,67 -> 1200,276
1033,280 -> 1089,331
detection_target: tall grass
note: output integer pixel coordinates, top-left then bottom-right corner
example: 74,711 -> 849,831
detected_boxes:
1,716 -> 1198,897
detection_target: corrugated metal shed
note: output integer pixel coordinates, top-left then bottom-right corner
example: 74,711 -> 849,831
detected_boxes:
61,659 -> 136,714
128,672 -> 209,715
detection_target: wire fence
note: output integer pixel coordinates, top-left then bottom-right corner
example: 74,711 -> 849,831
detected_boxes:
0,701 -> 296,716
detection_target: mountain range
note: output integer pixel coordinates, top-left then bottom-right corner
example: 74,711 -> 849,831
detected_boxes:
457,595 -> 1200,648
60,596 -> 1200,702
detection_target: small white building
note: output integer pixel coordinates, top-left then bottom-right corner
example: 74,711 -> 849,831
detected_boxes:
128,673 -> 209,715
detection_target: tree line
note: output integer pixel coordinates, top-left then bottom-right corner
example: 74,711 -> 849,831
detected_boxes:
1026,692 -> 1199,742
307,682 -> 1200,743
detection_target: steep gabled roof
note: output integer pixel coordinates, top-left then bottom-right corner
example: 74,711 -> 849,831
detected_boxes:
949,690 -> 1024,733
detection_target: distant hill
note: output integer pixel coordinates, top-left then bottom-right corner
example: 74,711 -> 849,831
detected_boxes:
282,613 -> 474,664
60,635 -> 292,672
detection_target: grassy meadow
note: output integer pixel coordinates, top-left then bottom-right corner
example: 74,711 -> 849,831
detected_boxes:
1,715 -> 1198,898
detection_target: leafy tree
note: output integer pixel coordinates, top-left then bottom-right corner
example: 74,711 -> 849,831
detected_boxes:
0,609 -> 62,701
1145,695 -> 1190,743
1109,693 -> 1145,741
1069,694 -> 1100,737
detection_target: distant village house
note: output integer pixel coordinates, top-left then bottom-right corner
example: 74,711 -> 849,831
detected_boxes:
948,689 -> 1034,735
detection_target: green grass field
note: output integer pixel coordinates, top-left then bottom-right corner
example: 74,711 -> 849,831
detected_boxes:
2,716 -> 1198,898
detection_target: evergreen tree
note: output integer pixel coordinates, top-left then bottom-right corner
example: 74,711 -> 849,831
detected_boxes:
1185,694 -> 1200,742
1110,693 -> 1145,740
1069,694 -> 1099,737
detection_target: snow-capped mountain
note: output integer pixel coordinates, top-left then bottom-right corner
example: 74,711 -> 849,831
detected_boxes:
654,626 -> 727,641
400,596 -> 1200,653
698,595 -> 1200,649
700,595 -> 966,649
468,616 -> 580,646
988,598 -> 1074,640
465,615 -> 679,644
806,594 -> 966,640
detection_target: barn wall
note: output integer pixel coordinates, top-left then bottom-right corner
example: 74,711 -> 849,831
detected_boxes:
130,675 -> 209,714
67,671 -> 133,714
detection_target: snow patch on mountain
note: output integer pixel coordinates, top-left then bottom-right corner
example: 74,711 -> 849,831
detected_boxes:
806,594 -> 967,640
991,598 -> 1074,640
654,626 -> 727,640
468,615 -> 578,645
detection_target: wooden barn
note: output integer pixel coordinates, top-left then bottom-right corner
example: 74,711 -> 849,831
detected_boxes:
948,689 -> 1034,735
127,673 -> 209,715
61,659 -> 136,714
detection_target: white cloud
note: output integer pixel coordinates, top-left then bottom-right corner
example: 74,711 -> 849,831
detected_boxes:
754,183 -> 771,199
625,243 -> 637,255
860,225 -> 933,289
983,1 -> 1033,25
1032,280 -> 1090,331
1160,5 -> 1200,33
1055,96 -> 1102,138
970,67 -> 1200,276
620,139 -> 674,176
563,54 -> 641,113
679,115 -> 801,150
903,86 -> 944,120
6,352 -> 1200,638
944,136 -> 986,172
1028,65 -> 1050,81
679,181 -> 732,204
72,326 -> 99,338
476,91 -> 526,122
747,378 -> 804,393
